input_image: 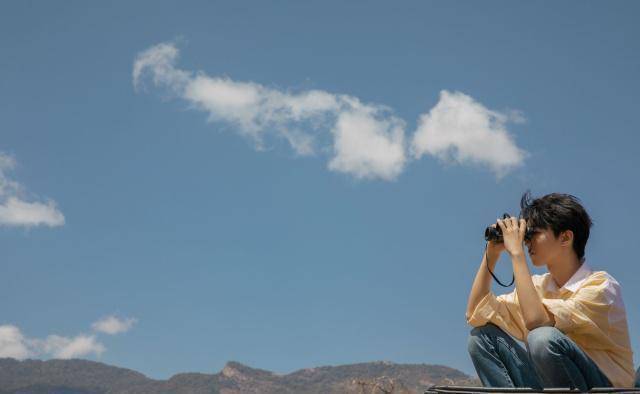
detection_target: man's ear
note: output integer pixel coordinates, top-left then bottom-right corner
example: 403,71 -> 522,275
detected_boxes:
560,230 -> 574,247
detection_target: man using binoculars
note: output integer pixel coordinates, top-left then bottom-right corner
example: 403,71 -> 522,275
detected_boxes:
465,192 -> 635,390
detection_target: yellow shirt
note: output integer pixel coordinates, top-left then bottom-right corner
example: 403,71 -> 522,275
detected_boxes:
467,263 -> 635,388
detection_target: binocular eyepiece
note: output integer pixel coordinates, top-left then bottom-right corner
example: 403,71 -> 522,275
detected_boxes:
484,213 -> 535,243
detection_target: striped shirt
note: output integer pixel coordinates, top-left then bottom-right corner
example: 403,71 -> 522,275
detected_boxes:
467,263 -> 635,387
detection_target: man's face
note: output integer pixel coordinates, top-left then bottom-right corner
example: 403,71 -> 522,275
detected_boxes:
525,225 -> 566,267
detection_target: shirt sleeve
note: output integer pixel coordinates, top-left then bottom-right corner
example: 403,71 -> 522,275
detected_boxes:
541,274 -> 618,342
467,290 -> 528,341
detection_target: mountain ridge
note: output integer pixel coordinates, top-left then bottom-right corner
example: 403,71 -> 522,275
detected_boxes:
0,357 -> 479,393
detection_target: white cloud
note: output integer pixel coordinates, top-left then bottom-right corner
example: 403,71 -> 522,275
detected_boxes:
0,197 -> 65,227
0,316 -> 136,360
134,42 -> 528,180
38,334 -> 105,359
0,152 -> 65,228
92,315 -> 137,335
0,325 -> 32,359
411,90 -> 528,178
0,325 -> 104,360
133,42 -> 407,180
132,42 -> 190,94
328,107 -> 406,181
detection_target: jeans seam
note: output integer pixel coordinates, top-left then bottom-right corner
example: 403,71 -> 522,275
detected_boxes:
495,336 -> 516,386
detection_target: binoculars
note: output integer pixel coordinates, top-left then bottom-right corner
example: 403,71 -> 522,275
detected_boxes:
484,213 -> 535,243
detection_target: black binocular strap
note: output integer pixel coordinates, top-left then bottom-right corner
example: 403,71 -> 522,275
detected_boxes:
484,242 -> 514,287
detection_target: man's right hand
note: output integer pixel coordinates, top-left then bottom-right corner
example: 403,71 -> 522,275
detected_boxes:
486,223 -> 505,262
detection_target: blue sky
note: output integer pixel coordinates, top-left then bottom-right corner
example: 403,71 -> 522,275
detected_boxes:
1,0 -> 639,380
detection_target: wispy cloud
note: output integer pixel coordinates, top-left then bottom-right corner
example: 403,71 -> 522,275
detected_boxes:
35,334 -> 105,359
0,315 -> 137,360
0,325 -> 104,359
411,91 -> 528,179
0,152 -> 65,227
0,325 -> 31,359
133,42 -> 407,180
133,42 -> 527,180
92,315 -> 137,335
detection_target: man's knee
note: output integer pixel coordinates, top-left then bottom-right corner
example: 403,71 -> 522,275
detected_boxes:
468,324 -> 502,357
527,326 -> 564,362
467,331 -> 482,358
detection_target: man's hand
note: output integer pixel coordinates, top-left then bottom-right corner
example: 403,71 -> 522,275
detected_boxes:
497,216 -> 526,258
486,223 -> 505,261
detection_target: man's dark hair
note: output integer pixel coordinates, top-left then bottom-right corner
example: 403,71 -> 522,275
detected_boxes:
519,191 -> 593,261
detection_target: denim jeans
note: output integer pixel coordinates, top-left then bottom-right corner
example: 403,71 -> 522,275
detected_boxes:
468,323 -> 612,391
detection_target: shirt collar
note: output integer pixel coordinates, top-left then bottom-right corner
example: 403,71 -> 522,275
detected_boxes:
545,262 -> 593,293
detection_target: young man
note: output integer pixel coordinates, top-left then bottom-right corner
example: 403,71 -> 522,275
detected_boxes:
465,192 -> 635,390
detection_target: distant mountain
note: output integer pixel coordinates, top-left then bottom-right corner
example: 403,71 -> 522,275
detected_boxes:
0,358 -> 479,393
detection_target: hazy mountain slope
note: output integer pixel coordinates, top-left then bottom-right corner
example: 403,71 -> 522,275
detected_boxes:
0,358 -> 478,393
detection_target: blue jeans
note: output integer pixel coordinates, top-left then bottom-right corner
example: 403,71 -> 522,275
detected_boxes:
468,323 -> 612,391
